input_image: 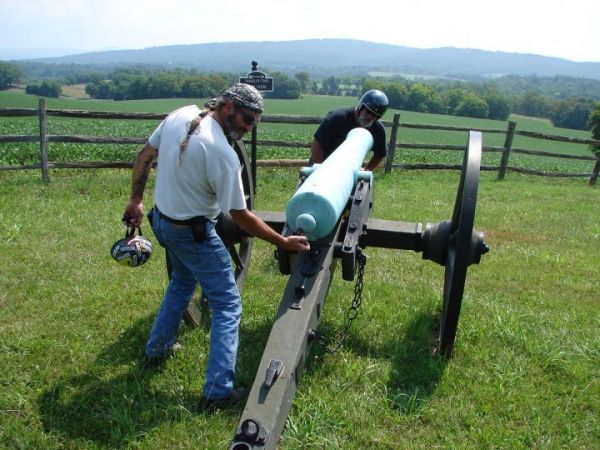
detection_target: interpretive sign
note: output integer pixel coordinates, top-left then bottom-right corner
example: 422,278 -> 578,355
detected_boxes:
239,61 -> 274,92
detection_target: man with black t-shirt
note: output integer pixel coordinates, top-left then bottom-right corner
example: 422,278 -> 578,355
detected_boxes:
311,89 -> 389,170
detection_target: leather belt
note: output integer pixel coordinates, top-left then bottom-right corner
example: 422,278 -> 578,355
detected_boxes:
155,207 -> 204,226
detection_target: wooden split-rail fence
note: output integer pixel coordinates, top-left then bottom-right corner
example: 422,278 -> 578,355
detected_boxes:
1,98 -> 599,185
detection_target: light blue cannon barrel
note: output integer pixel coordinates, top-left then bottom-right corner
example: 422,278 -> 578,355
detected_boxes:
286,127 -> 374,241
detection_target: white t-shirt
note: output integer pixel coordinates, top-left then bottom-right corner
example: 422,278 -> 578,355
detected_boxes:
148,105 -> 247,220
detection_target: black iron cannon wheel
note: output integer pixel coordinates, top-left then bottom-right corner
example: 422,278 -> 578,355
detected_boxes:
164,138 -> 255,327
436,131 -> 483,358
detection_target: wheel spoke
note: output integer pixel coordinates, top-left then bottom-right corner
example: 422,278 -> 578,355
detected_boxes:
229,243 -> 245,274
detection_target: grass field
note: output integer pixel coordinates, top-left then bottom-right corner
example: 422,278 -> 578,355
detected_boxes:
0,90 -> 599,448
0,165 -> 598,449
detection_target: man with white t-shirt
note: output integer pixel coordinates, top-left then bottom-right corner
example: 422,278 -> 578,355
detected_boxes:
122,83 -> 309,409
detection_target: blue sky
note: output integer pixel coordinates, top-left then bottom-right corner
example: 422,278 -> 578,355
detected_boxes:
1,0 -> 599,62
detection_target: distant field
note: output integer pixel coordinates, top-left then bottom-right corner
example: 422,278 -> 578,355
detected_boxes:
8,84 -> 91,100
0,90 -> 352,113
0,91 -> 597,175
60,84 -> 90,99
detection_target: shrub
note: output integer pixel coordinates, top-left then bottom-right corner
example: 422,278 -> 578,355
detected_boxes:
25,79 -> 62,98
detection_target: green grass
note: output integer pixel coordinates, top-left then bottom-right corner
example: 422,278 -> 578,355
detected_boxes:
0,166 -> 598,449
0,90 -> 352,114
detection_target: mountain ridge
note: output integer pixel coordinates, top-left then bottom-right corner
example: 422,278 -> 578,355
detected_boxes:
16,39 -> 600,80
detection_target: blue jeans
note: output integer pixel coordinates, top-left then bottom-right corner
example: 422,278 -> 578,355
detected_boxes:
147,208 -> 242,400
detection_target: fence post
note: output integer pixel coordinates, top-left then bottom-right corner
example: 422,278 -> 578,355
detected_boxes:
497,120 -> 516,180
38,97 -> 49,182
384,113 -> 401,174
590,154 -> 600,186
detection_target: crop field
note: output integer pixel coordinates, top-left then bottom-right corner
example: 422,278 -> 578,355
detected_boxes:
0,91 -> 597,176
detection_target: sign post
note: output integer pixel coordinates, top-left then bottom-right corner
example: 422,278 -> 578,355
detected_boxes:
239,62 -> 275,193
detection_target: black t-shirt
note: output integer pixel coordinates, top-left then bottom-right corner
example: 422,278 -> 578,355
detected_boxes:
314,107 -> 387,160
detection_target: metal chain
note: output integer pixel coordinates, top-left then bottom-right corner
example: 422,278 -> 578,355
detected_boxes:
323,249 -> 367,353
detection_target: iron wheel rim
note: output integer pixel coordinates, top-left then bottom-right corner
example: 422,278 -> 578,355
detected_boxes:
437,131 -> 482,358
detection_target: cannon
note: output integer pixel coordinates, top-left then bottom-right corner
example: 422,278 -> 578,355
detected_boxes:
169,129 -> 489,449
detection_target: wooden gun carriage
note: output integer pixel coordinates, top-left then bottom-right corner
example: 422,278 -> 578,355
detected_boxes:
169,129 -> 489,449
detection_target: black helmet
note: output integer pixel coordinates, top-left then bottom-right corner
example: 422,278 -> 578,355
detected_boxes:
111,226 -> 152,267
358,89 -> 389,118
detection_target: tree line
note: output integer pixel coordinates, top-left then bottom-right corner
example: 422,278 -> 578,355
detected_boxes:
1,61 -> 600,134
80,69 -> 512,120
82,67 -> 305,101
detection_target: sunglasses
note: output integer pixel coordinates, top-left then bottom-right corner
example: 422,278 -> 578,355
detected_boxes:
361,105 -> 381,119
237,109 -> 260,127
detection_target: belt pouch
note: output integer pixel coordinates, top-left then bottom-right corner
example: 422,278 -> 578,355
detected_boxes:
191,216 -> 206,242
